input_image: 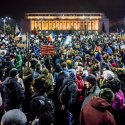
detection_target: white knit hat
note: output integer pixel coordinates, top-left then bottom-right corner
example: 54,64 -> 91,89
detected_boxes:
103,70 -> 115,80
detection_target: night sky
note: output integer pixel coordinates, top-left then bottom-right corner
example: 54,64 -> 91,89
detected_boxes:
0,0 -> 125,19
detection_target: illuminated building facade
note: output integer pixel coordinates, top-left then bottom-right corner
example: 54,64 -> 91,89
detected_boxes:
25,13 -> 109,33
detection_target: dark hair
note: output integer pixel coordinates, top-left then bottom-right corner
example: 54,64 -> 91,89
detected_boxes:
35,63 -> 41,70
33,77 -> 45,91
86,74 -> 97,85
39,111 -> 54,125
55,65 -> 61,73
46,65 -> 52,72
61,62 -> 67,68
9,68 -> 18,77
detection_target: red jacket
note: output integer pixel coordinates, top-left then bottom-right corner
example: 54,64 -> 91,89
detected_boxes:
80,96 -> 116,125
76,74 -> 84,101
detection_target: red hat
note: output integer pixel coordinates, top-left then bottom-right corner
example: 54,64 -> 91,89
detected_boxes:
112,62 -> 117,68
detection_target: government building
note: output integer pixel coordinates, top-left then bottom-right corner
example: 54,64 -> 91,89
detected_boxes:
23,13 -> 109,33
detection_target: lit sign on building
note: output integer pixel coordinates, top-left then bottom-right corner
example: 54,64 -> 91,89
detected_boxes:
25,13 -> 109,32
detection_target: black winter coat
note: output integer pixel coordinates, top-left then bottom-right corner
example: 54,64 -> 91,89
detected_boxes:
2,77 -> 25,111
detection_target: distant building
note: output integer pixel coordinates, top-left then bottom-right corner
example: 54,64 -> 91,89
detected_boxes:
23,13 -> 109,33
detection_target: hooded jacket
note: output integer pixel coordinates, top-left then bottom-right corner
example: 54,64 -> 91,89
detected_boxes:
80,96 -> 116,125
82,85 -> 100,106
76,74 -> 84,102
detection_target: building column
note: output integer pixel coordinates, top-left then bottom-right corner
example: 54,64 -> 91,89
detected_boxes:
66,20 -> 67,30
91,21 -> 92,30
48,20 -> 49,30
34,20 -> 35,29
59,20 -> 60,30
41,19 -> 42,30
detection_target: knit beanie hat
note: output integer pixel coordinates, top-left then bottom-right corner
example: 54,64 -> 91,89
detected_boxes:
66,60 -> 72,65
1,109 -> 27,125
86,74 -> 97,85
112,62 -> 117,68
9,68 -> 18,77
68,69 -> 76,80
99,88 -> 114,103
74,62 -> 79,67
103,70 -> 115,81
41,68 -> 49,76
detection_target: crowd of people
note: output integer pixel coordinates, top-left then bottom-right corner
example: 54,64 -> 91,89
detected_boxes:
0,31 -> 125,125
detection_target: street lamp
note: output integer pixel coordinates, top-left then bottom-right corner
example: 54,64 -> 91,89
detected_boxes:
1,16 -> 19,35
2,17 -> 11,34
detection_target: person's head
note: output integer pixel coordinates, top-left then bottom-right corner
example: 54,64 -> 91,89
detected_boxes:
46,65 -> 53,72
31,53 -> 35,59
61,62 -> 67,69
35,63 -> 41,71
1,109 -> 27,125
23,67 -> 33,77
55,65 -> 61,73
9,68 -> 18,78
76,66 -> 83,76
99,88 -> 114,103
102,70 -> 115,81
32,75 -> 46,92
68,69 -> 76,80
66,60 -> 72,65
41,68 -> 49,76
39,111 -> 54,125
85,74 -> 97,89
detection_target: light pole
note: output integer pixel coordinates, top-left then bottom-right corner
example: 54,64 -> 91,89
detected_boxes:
2,17 -> 11,34
3,19 -> 6,34
1,16 -> 20,35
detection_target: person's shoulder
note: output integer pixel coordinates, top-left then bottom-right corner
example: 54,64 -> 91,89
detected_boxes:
94,86 -> 100,94
105,110 -> 116,124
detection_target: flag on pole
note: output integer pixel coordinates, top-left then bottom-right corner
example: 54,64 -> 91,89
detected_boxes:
63,35 -> 72,46
48,32 -> 55,42
15,25 -> 20,36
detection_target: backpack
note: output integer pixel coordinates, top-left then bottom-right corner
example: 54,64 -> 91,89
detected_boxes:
30,95 -> 55,117
58,79 -> 77,112
112,90 -> 125,110
58,81 -> 72,105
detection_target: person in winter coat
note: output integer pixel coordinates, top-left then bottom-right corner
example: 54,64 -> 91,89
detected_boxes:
59,76 -> 78,125
2,68 -> 25,111
80,88 -> 116,125
30,53 -> 38,70
101,70 -> 121,93
29,76 -> 54,123
101,70 -> 125,125
76,66 -> 84,102
54,70 -> 69,125
41,68 -> 54,99
22,67 -> 33,113
82,74 -> 100,106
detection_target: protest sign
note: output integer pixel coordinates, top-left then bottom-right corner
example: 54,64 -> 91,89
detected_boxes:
41,45 -> 56,55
